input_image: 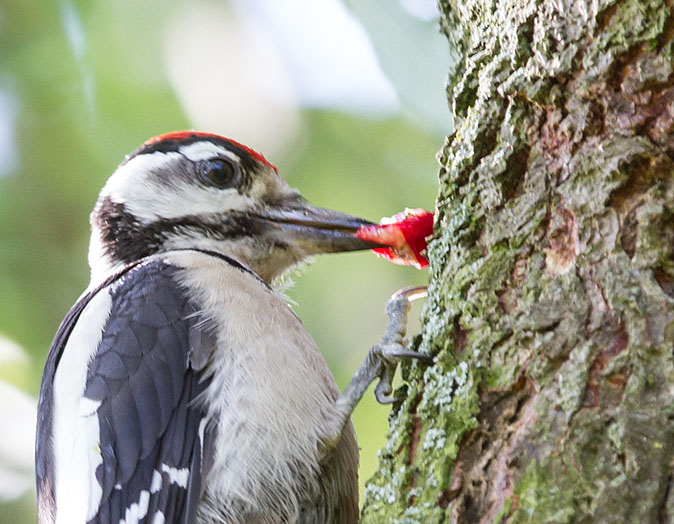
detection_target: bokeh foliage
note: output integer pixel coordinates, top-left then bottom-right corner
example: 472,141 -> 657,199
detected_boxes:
0,1 -> 445,521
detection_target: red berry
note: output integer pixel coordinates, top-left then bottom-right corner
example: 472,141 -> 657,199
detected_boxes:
356,209 -> 434,269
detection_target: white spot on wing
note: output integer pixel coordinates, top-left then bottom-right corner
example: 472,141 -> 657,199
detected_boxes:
198,417 -> 207,460
53,289 -> 112,524
120,489 -> 150,524
153,511 -> 166,524
150,469 -> 162,494
161,463 -> 190,488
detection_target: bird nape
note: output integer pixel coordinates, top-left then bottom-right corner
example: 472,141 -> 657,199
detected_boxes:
35,131 -> 432,524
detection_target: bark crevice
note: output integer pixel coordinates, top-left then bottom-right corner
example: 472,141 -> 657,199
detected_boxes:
361,0 -> 674,522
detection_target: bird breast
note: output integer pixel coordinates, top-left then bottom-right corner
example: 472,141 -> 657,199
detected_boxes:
166,250 -> 358,522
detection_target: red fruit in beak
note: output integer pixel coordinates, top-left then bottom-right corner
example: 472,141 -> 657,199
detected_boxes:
357,209 -> 434,269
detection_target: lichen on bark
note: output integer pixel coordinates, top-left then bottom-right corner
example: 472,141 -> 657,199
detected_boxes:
361,0 -> 674,522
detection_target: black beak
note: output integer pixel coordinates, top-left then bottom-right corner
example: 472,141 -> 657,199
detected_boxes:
250,197 -> 383,255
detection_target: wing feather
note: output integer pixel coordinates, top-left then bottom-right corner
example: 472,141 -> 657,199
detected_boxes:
36,258 -> 216,524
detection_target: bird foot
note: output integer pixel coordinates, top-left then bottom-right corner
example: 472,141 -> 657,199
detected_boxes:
370,286 -> 432,404
337,286 -> 431,411
322,286 -> 432,457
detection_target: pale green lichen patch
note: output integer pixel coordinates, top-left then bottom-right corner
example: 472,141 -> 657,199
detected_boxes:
512,461 -> 576,523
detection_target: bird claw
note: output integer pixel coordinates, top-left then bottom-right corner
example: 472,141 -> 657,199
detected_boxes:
372,348 -> 431,404
371,286 -> 432,405
382,347 -> 434,362
328,286 -> 432,453
375,385 -> 398,404
389,285 -> 429,304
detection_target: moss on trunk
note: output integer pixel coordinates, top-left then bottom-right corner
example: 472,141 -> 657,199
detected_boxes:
362,0 -> 674,522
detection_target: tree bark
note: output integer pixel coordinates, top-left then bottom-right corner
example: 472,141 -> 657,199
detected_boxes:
361,0 -> 674,522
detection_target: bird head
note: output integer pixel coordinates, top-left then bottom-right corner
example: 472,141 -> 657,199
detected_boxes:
89,131 -> 380,283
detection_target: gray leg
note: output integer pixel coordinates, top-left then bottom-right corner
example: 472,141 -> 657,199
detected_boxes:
321,286 -> 432,455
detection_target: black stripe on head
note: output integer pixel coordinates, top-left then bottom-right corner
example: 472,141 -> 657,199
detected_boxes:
93,197 -> 266,266
94,198 -> 160,265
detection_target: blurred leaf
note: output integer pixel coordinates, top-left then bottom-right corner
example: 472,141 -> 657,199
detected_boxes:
344,0 -> 454,133
0,0 -> 444,519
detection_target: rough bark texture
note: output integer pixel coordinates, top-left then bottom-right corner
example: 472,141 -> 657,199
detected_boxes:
361,0 -> 674,522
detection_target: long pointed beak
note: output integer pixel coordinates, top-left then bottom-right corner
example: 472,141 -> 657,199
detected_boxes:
249,198 -> 383,255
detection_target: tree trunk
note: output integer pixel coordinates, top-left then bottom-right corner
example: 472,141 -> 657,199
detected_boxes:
361,0 -> 674,522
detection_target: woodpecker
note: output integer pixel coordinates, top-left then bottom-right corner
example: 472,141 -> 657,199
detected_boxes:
35,131 -> 428,524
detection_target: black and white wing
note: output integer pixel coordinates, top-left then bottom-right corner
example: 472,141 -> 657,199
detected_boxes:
36,258 -> 216,524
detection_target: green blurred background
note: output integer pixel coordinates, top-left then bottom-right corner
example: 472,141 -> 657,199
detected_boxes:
0,0 -> 449,521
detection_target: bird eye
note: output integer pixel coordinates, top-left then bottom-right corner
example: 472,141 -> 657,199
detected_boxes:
200,158 -> 240,188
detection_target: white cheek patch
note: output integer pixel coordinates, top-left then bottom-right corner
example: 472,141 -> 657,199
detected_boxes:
103,153 -> 176,204
179,142 -> 239,163
136,179 -> 255,221
102,153 -> 180,223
